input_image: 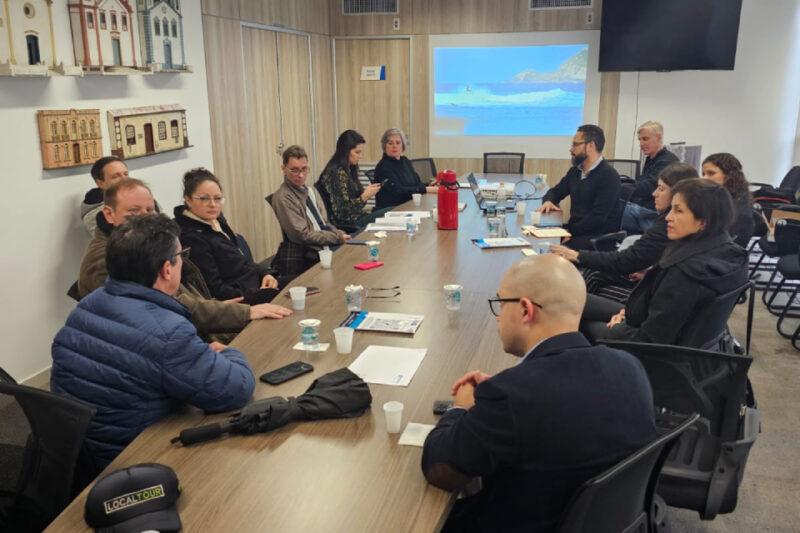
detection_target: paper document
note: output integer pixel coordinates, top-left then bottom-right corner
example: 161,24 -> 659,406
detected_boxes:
383,211 -> 431,219
373,217 -> 410,226
292,342 -> 330,352
472,237 -> 530,249
521,226 -> 571,239
365,223 -> 408,232
521,248 -> 537,256
398,423 -> 436,446
342,311 -> 424,334
348,345 -> 427,387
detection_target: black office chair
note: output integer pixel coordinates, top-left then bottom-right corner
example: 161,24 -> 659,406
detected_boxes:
557,413 -> 699,533
483,152 -> 524,174
0,381 -> 95,532
606,159 -> 641,185
599,341 -> 759,520
409,158 -> 437,185
589,231 -> 627,252
677,280 -> 754,351
750,165 -> 800,204
364,169 -> 376,183
771,244 -> 800,348
754,219 -> 800,314
0,366 -> 14,384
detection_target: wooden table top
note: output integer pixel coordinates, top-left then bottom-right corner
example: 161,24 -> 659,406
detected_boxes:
47,190 -> 549,533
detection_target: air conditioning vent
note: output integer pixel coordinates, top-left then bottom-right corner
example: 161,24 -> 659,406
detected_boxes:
529,0 -> 592,10
343,0 -> 398,15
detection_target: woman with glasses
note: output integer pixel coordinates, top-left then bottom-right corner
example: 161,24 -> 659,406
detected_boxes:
318,129 -> 382,228
175,167 -> 280,304
580,179 -> 748,347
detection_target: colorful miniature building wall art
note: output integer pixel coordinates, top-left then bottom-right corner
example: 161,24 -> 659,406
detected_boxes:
37,109 -> 102,169
68,0 -> 140,70
0,0 -> 57,75
136,0 -> 188,71
107,104 -> 189,159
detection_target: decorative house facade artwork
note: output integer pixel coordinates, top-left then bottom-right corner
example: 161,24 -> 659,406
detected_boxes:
107,104 -> 189,159
0,0 -> 57,76
37,109 -> 102,169
68,0 -> 145,72
136,0 -> 190,71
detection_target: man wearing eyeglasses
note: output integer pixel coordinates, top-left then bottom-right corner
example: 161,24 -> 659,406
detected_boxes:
538,124 -> 621,251
422,255 -> 656,532
270,145 -> 351,276
53,214 -> 255,477
78,178 -> 291,341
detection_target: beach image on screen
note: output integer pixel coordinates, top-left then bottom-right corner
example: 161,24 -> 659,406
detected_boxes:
433,45 -> 588,136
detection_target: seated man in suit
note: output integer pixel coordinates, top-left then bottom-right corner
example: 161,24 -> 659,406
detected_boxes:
270,145 -> 350,277
78,178 -> 291,340
538,125 -> 621,250
52,214 -> 255,474
621,121 -> 680,234
422,254 -> 656,532
81,156 -> 129,236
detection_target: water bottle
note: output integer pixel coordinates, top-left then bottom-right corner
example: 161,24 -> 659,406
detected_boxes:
496,182 -> 508,212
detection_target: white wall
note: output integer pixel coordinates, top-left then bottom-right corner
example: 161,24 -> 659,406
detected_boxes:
615,0 -> 800,185
0,0 -> 211,382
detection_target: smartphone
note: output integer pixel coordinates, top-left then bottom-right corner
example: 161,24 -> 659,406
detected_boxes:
433,400 -> 453,415
259,361 -> 314,385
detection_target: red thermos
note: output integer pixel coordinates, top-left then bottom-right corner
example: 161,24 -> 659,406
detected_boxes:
437,170 -> 459,230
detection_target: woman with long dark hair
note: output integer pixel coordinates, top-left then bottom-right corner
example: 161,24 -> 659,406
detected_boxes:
702,152 -> 754,247
581,179 -> 748,347
318,129 -> 381,227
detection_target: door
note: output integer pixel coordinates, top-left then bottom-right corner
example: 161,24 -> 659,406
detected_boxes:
144,124 -> 154,153
111,38 -> 122,66
72,143 -> 81,163
26,35 -> 40,65
164,42 -> 173,69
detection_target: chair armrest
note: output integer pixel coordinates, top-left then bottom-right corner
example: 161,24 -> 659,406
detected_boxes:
589,230 -> 628,252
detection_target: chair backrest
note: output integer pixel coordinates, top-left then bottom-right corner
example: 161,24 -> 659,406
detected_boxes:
774,218 -> 800,256
483,152 -> 525,174
364,169 -> 376,183
778,165 -> 800,191
0,382 -> 95,531
0,366 -> 15,384
409,158 -> 437,184
679,280 -> 752,350
558,413 -> 699,533
590,231 -> 627,252
606,159 -> 641,180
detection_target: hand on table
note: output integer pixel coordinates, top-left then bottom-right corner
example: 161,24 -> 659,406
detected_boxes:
450,370 -> 492,395
339,232 -> 352,243
628,270 -> 646,282
250,303 -> 293,320
425,186 -> 439,194
550,244 -> 579,263
453,382 -> 476,410
209,341 -> 227,353
261,275 -> 279,289
607,309 -> 626,328
538,201 -> 561,214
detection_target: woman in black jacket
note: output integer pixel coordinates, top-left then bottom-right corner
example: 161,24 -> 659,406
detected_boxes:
552,162 -> 699,302
175,168 -> 281,304
702,153 -> 754,247
374,128 -> 439,210
581,179 -> 749,347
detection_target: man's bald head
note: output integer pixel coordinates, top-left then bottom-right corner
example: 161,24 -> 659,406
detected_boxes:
496,255 -> 586,356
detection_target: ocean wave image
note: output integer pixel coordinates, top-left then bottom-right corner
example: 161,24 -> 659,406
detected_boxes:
435,87 -> 584,108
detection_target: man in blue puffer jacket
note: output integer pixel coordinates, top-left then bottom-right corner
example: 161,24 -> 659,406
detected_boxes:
52,214 -> 255,474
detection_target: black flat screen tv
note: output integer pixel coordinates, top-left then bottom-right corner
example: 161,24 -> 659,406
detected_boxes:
599,0 -> 743,72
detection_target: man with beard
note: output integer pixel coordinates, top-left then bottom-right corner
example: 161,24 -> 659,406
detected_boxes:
538,125 -> 621,250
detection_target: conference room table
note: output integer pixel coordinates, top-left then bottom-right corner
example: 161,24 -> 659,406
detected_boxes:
48,179 -> 555,533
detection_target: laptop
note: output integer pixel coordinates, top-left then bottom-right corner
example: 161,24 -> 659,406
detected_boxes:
468,174 -> 516,213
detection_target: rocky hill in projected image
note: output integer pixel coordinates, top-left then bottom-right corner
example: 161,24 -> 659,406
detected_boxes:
510,49 -> 588,84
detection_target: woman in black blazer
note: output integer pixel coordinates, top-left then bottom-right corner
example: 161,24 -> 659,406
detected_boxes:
174,168 -> 280,304
581,179 -> 748,347
702,152 -> 755,247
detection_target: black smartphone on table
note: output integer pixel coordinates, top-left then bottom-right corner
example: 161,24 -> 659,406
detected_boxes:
260,361 -> 314,385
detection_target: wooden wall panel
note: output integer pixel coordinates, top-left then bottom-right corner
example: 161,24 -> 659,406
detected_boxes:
598,72 -> 620,159
239,0 -> 330,34
277,32 -> 315,165
201,0 -> 240,19
242,27 -> 284,260
311,33 -> 336,173
334,38 -> 411,163
409,34 -> 428,158
330,0 -> 413,36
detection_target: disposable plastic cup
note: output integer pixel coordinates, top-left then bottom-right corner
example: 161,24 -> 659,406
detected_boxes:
412,193 -> 422,206
345,285 -> 364,311
530,211 -> 541,225
333,327 -> 354,354
487,217 -> 502,238
318,249 -> 332,269
444,284 -> 463,311
516,201 -> 526,216
289,286 -> 307,310
298,318 -> 320,348
485,201 -> 498,217
383,401 -> 404,434
366,241 -> 380,261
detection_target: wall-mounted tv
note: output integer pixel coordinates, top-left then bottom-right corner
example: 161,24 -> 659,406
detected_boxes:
599,0 -> 743,72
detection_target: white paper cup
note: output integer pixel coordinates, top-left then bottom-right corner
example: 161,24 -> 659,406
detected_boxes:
530,211 -> 541,225
289,286 -> 307,310
444,284 -> 463,311
383,401 -> 404,434
318,248 -> 332,269
366,240 -> 380,262
516,201 -> 526,216
333,327 -> 354,354
412,193 -> 422,206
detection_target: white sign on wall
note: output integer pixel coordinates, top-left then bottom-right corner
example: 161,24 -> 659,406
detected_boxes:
360,65 -> 386,81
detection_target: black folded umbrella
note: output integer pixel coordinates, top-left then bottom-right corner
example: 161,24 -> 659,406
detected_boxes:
171,368 -> 372,446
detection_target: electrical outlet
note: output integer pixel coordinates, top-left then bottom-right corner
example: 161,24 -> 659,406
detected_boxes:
586,12 -> 593,25
393,18 -> 400,31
